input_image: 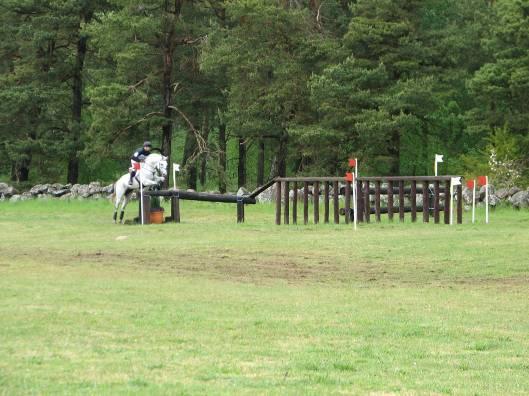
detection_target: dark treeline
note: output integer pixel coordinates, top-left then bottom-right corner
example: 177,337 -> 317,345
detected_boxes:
1,0 -> 528,190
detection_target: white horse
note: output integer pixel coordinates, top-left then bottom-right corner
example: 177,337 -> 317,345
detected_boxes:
113,153 -> 168,223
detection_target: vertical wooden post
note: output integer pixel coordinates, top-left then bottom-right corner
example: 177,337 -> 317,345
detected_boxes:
292,181 -> 298,225
333,181 -> 339,224
142,192 -> 151,225
364,181 -> 370,223
313,181 -> 320,224
304,182 -> 309,225
324,182 -> 330,224
399,180 -> 405,222
434,181 -> 440,224
411,181 -> 417,223
457,184 -> 463,224
387,180 -> 394,221
357,179 -> 364,222
375,181 -> 381,222
283,181 -> 289,225
344,181 -> 351,224
444,180 -> 451,225
237,198 -> 245,223
171,195 -> 180,223
422,181 -> 429,223
275,181 -> 281,225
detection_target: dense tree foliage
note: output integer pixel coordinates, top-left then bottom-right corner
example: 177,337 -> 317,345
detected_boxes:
0,0 -> 528,189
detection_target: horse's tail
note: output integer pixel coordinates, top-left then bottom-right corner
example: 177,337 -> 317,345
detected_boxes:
111,183 -> 117,204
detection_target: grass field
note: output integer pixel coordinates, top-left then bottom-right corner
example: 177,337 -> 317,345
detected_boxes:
1,199 -> 528,395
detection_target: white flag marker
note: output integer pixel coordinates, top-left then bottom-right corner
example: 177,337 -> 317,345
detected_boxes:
471,180 -> 476,224
173,163 -> 180,191
434,154 -> 444,176
477,176 -> 489,224
139,164 -> 144,225
450,177 -> 461,225
354,158 -> 358,230
485,176 -> 489,224
353,158 -> 358,231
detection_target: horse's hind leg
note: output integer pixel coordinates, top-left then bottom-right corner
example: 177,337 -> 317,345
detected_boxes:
119,192 -> 132,224
114,184 -> 124,223
113,196 -> 120,223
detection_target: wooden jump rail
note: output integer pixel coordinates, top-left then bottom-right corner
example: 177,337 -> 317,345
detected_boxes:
274,176 -> 463,225
140,189 -> 257,224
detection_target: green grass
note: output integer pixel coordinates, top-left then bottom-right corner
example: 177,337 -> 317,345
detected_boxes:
1,199 -> 528,395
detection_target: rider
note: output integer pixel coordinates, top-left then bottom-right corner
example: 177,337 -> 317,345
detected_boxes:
129,141 -> 152,185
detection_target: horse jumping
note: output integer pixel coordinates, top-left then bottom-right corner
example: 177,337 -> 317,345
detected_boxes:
113,153 -> 168,223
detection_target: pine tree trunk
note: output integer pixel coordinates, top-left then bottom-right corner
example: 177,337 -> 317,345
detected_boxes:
278,133 -> 288,177
269,132 -> 288,178
11,160 -> 30,182
238,137 -> 246,188
422,128 -> 429,175
183,130 -> 198,190
160,21 -> 176,188
199,114 -> 210,186
257,138 -> 265,186
218,124 -> 227,193
293,155 -> 303,174
10,162 -> 16,181
67,33 -> 87,184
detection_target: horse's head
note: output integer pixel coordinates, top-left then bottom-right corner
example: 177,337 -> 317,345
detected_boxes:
157,156 -> 168,178
144,153 -> 168,180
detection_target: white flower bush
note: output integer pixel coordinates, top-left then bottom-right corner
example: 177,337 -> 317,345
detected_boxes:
488,149 -> 522,188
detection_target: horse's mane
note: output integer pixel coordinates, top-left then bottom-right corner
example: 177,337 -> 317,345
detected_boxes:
145,153 -> 163,163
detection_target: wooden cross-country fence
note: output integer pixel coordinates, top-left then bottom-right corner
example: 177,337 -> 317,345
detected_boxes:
137,176 -> 463,225
274,176 -> 463,225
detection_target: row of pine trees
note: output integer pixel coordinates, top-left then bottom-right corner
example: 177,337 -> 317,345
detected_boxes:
1,0 -> 528,190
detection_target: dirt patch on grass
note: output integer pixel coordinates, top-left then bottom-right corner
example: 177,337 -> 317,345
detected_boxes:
451,276 -> 529,287
4,249 -> 343,284
153,252 -> 343,284
4,249 -> 529,288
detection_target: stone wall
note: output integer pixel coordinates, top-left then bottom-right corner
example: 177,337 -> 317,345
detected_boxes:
0,182 -> 114,202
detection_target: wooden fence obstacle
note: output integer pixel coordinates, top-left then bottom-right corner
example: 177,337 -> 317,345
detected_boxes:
137,175 -> 463,225
140,189 -> 257,224
274,176 -> 463,225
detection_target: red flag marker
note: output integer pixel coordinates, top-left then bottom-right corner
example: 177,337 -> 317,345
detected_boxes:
348,158 -> 356,167
466,180 -> 475,189
345,172 -> 354,182
477,176 -> 487,186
